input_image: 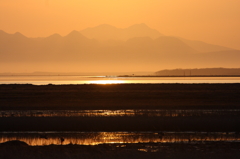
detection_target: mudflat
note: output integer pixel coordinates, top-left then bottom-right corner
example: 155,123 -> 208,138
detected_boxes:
1,84 -> 240,132
1,84 -> 240,158
1,84 -> 240,110
1,141 -> 240,159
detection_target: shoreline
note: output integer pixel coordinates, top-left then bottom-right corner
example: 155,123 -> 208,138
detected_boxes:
118,75 -> 240,77
1,74 -> 240,77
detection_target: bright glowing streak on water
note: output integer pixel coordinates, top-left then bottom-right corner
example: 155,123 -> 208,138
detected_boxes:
1,109 -> 240,117
88,80 -> 125,84
1,132 -> 240,146
1,75 -> 240,85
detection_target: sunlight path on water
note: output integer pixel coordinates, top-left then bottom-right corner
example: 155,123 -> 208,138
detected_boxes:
1,109 -> 240,117
88,80 -> 125,84
0,75 -> 240,85
1,132 -> 240,146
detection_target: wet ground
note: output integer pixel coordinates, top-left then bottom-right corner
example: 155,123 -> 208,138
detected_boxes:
1,84 -> 240,110
1,131 -> 240,146
1,141 -> 240,159
1,84 -> 240,158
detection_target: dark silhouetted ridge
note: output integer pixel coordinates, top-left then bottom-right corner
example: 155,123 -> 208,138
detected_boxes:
1,27 -> 240,72
13,32 -> 27,39
127,23 -> 152,30
180,38 -> 233,53
46,33 -> 62,39
125,37 -> 154,46
154,36 -> 197,54
64,30 -> 88,40
156,68 -> 240,76
93,24 -> 118,30
80,23 -> 163,41
0,30 -> 7,35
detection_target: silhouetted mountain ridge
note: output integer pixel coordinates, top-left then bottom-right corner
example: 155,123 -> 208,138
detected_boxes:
13,32 -> 27,39
80,23 -> 164,41
156,68 -> 240,76
46,33 -> 62,39
65,30 -> 88,40
0,25 -> 240,72
179,38 -> 233,52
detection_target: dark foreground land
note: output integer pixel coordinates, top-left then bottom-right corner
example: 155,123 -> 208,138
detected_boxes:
1,141 -> 240,159
1,84 -> 240,132
1,84 -> 240,158
1,115 -> 240,132
1,84 -> 240,110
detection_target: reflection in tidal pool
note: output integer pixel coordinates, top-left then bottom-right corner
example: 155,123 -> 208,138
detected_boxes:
1,109 -> 240,117
1,132 -> 240,146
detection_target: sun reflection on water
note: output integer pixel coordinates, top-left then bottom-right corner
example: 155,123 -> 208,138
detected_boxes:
1,109 -> 240,117
1,132 -> 240,146
88,80 -> 125,84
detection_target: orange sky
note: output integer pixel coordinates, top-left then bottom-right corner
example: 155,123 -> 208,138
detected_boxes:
1,0 -> 240,49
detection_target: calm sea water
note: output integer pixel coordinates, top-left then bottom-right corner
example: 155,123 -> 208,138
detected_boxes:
0,75 -> 240,85
1,109 -> 240,117
1,109 -> 240,145
1,131 -> 239,146
1,75 -> 240,145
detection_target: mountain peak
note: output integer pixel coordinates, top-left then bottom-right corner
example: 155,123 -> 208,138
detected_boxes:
65,30 -> 87,39
125,23 -> 164,39
13,32 -> 27,38
80,23 -> 163,41
82,24 -> 119,33
50,33 -> 62,37
128,23 -> 149,28
64,30 -> 88,41
67,30 -> 80,35
45,33 -> 62,40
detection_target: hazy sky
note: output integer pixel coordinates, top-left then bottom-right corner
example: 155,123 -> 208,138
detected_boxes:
1,0 -> 240,49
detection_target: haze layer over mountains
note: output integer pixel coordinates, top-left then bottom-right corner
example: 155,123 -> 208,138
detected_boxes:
1,24 -> 239,73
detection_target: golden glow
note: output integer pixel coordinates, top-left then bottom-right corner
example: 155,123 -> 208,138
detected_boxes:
88,80 -> 125,84
1,0 -> 240,73
1,132 -> 239,146
0,0 -> 239,49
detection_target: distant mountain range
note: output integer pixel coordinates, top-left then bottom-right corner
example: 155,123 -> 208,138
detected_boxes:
156,68 -> 240,76
0,24 -> 239,72
80,23 -> 164,41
